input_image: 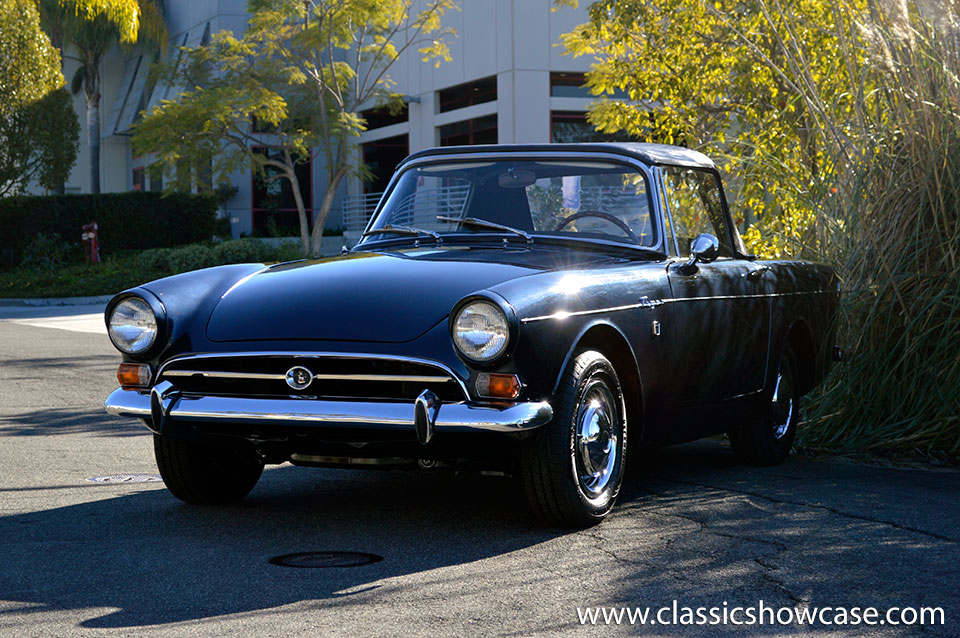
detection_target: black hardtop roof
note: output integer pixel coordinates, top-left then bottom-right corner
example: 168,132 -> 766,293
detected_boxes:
401,142 -> 716,170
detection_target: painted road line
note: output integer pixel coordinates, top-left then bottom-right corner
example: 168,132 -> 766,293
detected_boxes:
8,313 -> 107,335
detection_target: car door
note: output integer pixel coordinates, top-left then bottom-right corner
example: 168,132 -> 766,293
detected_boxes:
659,166 -> 772,406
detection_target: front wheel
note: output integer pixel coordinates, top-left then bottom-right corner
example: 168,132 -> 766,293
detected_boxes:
728,345 -> 800,465
521,350 -> 627,527
154,434 -> 264,504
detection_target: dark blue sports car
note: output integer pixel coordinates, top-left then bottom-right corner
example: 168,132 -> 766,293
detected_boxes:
104,143 -> 840,526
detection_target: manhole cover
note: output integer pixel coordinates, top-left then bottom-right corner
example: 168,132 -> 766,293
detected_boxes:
269,552 -> 383,568
86,474 -> 163,484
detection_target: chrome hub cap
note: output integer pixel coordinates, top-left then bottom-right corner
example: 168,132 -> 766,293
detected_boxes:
575,381 -> 618,497
770,361 -> 795,440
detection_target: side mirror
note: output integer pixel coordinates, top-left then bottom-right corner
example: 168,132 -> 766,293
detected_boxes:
677,233 -> 719,274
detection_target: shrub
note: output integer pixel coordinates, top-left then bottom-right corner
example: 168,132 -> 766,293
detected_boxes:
0,191 -> 218,269
167,244 -> 216,274
136,247 -> 173,271
792,6 -> 960,461
212,238 -> 267,265
21,233 -> 77,270
273,240 -> 304,262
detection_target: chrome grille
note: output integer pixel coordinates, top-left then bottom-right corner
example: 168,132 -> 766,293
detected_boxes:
158,354 -> 467,403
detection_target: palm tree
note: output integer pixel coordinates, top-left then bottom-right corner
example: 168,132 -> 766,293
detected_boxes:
63,0 -> 166,193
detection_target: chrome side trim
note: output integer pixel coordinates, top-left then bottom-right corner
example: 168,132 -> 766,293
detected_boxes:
103,387 -> 553,434
156,352 -> 470,398
520,289 -> 833,323
161,369 -> 453,384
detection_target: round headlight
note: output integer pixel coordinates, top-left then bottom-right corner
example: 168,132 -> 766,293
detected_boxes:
108,297 -> 158,355
453,301 -> 510,362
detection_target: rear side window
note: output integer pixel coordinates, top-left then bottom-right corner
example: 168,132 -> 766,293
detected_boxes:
662,167 -> 732,258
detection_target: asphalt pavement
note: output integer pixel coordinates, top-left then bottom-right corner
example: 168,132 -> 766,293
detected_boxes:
0,306 -> 957,636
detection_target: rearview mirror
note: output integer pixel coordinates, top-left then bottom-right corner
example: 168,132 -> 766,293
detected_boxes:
690,233 -> 719,264
676,233 -> 719,274
498,170 -> 537,188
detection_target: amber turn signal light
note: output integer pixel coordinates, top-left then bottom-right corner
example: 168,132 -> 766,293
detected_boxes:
117,363 -> 151,388
475,372 -> 521,399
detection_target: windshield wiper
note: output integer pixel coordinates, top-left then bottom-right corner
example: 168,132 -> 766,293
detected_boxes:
362,224 -> 441,244
435,216 -> 533,244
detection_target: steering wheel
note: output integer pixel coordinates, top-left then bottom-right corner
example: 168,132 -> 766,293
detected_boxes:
553,210 -> 640,243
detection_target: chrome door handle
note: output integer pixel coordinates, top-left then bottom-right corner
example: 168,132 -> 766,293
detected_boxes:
746,266 -> 771,281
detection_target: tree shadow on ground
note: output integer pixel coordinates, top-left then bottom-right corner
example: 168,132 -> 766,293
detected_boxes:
0,408 -> 145,437
1,355 -> 115,376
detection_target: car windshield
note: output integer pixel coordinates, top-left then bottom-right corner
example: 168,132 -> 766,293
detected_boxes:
359,160 -> 656,248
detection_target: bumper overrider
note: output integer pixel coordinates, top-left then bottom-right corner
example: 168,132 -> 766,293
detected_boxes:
104,381 -> 554,445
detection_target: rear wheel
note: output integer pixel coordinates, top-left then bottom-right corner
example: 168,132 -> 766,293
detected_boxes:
522,350 -> 627,527
154,434 -> 264,504
728,345 -> 800,465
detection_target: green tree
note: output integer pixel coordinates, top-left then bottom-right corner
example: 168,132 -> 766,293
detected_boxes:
65,0 -> 166,193
0,0 -> 79,195
0,88 -> 80,196
38,0 -> 142,56
133,0 -> 456,257
0,0 -> 63,113
557,0 -> 869,257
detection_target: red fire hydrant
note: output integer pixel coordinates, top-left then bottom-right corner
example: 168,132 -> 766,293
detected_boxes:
82,221 -> 100,263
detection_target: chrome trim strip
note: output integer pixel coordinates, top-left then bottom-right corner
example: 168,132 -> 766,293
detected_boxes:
313,373 -> 452,383
103,388 -> 552,433
520,289 -> 833,323
161,370 -> 453,384
157,352 -> 470,398
163,370 -> 285,380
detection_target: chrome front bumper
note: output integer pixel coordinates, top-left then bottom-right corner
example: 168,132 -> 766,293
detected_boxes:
103,386 -> 553,437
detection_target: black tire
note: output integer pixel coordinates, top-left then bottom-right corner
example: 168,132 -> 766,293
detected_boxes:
728,345 -> 800,466
154,434 -> 264,504
521,350 -> 628,527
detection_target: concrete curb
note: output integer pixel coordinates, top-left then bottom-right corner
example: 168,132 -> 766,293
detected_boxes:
0,295 -> 114,307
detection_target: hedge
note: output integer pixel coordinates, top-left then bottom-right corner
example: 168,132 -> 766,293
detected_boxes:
0,192 -> 219,269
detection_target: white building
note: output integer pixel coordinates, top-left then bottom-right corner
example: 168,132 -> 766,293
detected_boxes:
61,0 -> 610,240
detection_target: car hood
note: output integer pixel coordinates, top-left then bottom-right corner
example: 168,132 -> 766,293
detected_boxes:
206,247 -> 594,343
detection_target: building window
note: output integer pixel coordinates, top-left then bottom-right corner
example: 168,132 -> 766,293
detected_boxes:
149,164 -> 163,192
550,72 -> 628,99
362,105 -> 409,130
438,114 -> 498,146
132,167 -> 145,191
362,134 -> 409,194
550,72 -> 590,98
550,111 -> 637,143
251,147 -> 312,236
438,76 -> 497,113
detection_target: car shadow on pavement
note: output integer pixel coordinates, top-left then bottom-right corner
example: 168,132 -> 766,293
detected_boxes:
1,441 -> 957,632
0,463 -> 563,629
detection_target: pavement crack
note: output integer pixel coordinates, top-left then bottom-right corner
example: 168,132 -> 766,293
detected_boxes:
657,477 -> 959,543
634,497 -> 788,551
754,558 -> 808,606
583,529 -> 644,567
